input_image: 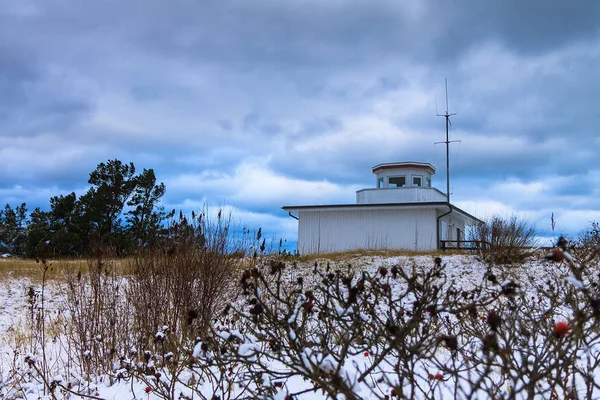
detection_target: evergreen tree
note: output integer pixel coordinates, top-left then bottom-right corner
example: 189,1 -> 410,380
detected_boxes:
79,160 -> 137,252
126,168 -> 174,248
49,193 -> 85,256
0,203 -> 28,256
25,207 -> 51,258
21,159 -> 171,258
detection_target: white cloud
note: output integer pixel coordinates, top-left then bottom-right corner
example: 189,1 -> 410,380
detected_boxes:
551,210 -> 600,236
166,162 -> 360,209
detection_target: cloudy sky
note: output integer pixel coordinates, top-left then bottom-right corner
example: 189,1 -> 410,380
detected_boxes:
1,0 -> 599,247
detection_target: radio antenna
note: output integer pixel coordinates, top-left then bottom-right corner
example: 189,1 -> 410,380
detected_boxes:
435,79 -> 460,203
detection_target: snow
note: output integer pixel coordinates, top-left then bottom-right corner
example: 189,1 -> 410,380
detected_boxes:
217,331 -> 232,340
500,279 -> 513,287
288,327 -> 297,341
1,254 -> 599,399
238,342 -> 261,357
192,341 -> 204,358
564,276 -> 586,290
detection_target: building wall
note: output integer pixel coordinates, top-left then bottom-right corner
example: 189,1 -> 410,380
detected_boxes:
438,212 -> 468,246
297,208 -> 438,254
356,187 -> 447,204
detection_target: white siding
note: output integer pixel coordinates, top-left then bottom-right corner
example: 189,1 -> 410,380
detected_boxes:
356,187 -> 447,204
438,212 -> 468,247
298,209 -> 437,254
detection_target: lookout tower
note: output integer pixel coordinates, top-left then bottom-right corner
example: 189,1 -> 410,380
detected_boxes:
356,162 -> 448,204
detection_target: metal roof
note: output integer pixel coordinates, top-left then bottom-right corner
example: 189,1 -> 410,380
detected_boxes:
371,162 -> 436,174
282,202 -> 482,224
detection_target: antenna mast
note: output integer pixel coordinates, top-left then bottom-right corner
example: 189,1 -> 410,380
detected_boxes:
435,79 -> 459,203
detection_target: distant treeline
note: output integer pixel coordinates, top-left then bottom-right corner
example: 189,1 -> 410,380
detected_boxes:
0,159 -> 174,258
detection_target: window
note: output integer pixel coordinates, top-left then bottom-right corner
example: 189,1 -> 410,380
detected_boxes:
425,177 -> 431,187
413,176 -> 422,187
388,176 -> 406,188
377,177 -> 384,188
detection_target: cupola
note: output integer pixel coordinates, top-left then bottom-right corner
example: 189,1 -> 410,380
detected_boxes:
355,162 -> 447,204
372,162 -> 435,189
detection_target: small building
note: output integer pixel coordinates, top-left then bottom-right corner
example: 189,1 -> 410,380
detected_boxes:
283,162 -> 482,254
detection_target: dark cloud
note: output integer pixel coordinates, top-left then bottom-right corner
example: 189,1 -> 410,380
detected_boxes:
0,43 -> 39,82
0,0 -> 599,245
440,0 -> 600,57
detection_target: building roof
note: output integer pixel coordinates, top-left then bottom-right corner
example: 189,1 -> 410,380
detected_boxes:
372,162 -> 436,175
282,201 -> 483,225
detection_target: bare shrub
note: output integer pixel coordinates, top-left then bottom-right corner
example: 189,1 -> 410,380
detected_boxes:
471,214 -> 537,265
117,208 -> 252,399
570,221 -> 600,262
204,254 -> 600,399
62,247 -> 131,381
125,208 -> 245,349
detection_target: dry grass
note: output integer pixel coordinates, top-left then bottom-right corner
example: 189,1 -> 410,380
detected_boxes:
0,248 -> 471,281
292,248 -> 469,263
0,257 -> 129,281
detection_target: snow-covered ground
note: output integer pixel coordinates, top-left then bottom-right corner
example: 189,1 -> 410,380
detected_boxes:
0,254 -> 598,399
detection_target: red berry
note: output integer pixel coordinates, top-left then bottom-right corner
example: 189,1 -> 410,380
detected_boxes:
436,373 -> 443,380
554,321 -> 570,337
428,373 -> 435,380
548,248 -> 565,262
391,388 -> 397,396
363,351 -> 369,357
145,386 -> 152,393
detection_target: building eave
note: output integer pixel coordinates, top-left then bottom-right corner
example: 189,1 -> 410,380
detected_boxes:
282,202 -> 483,225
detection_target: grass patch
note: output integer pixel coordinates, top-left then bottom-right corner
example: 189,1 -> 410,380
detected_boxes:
292,248 -> 470,263
0,258 -> 122,281
0,249 -> 471,280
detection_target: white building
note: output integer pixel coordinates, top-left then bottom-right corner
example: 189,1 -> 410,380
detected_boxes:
283,162 -> 482,254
